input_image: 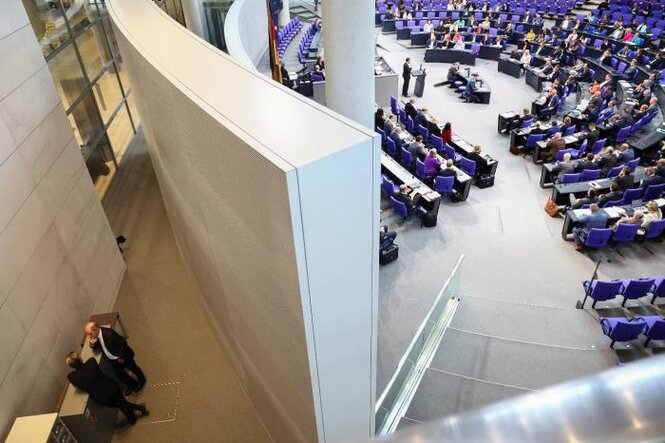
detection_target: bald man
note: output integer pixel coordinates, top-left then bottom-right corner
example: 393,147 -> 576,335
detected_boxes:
85,322 -> 146,394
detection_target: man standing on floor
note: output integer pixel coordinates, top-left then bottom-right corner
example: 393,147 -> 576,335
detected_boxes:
402,57 -> 412,97
85,321 -> 146,395
66,352 -> 149,425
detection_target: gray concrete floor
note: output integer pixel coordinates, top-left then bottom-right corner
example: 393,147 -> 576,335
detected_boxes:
101,131 -> 272,443
375,31 -> 665,419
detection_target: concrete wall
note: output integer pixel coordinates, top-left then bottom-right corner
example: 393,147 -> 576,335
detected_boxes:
0,1 -> 126,439
108,1 -> 379,442
225,0 -> 269,70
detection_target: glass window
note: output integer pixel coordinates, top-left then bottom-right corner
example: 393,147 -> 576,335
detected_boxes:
107,104 -> 132,164
91,65 -> 124,124
22,0 -> 71,57
83,134 -> 117,196
68,90 -> 105,152
46,42 -> 87,110
127,93 -> 140,126
74,23 -> 110,80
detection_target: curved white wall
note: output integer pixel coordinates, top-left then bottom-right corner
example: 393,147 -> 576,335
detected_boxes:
107,1 -> 379,442
225,0 -> 269,70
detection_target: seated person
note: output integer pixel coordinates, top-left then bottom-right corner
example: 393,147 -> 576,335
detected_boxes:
405,99 -> 418,119
561,116 -> 576,134
598,49 -> 613,66
408,135 -> 428,160
578,104 -> 600,125
613,166 -> 634,192
598,182 -> 624,207
622,59 -> 638,80
424,149 -> 442,177
641,167 -> 665,188
572,204 -> 609,250
614,210 -> 644,229
506,108 -> 533,133
394,184 -> 422,215
538,89 -> 561,120
375,108 -> 385,131
617,44 -> 631,58
414,108 -> 429,129
462,73 -> 482,103
467,144 -> 486,168
390,126 -> 408,149
632,103 -> 649,120
383,114 -> 397,134
588,80 -> 602,96
617,143 -> 635,162
597,146 -> 618,176
441,122 -> 453,145
552,152 -> 577,182
656,158 -> 665,177
576,153 -> 599,172
520,49 -> 532,69
443,62 -> 463,85
569,187 -> 599,209
437,159 -> 457,177
647,53 -> 665,71
542,132 -> 566,162
640,201 -> 663,234
379,225 -> 397,249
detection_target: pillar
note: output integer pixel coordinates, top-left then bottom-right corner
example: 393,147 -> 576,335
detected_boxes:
278,0 -> 290,27
182,0 -> 207,40
321,0 -> 375,129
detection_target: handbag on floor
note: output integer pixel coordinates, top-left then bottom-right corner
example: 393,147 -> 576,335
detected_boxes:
477,174 -> 495,188
420,211 -> 438,228
509,144 -> 520,155
544,198 -> 560,217
379,243 -> 399,265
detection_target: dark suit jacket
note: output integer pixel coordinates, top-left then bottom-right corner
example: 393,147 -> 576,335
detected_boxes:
598,190 -> 624,206
68,358 -> 121,405
394,191 -> 415,212
403,63 -> 412,79
614,174 -> 635,192
576,160 -> 599,172
414,112 -> 427,129
390,132 -> 406,148
91,327 -> 131,360
572,195 -> 598,209
642,175 -> 665,188
584,129 -> 600,148
597,154 -> 618,174
437,167 -> 457,178
405,102 -> 418,119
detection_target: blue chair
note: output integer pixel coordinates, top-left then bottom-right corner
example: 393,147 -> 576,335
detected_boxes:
390,196 -> 409,220
619,188 -> 645,205
417,125 -> 429,141
405,116 -> 415,133
612,223 -> 640,248
615,126 -> 631,143
460,157 -> 476,176
381,175 -> 399,197
602,198 -> 623,208
390,96 -> 399,115
401,147 -> 413,167
385,138 -> 397,157
560,173 -> 581,184
626,158 -> 639,172
606,165 -> 623,178
643,219 -> 665,249
555,149 -> 575,162
600,317 -> 647,348
376,128 -> 387,146
434,176 -> 455,195
591,138 -> 606,154
620,278 -> 657,306
650,278 -> 665,304
580,279 -> 623,308
520,118 -> 534,129
430,134 -> 443,152
444,144 -> 462,162
635,316 -> 665,347
583,228 -> 613,250
643,183 -> 665,201
524,134 -> 546,154
415,158 -> 429,180
563,125 -> 576,136
580,169 -> 601,181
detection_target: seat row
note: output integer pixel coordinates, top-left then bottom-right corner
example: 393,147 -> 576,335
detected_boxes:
576,219 -> 665,252
277,18 -> 302,60
581,277 -> 665,308
297,23 -> 319,66
600,315 -> 665,348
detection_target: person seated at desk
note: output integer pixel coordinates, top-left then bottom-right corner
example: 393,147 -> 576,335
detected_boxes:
578,103 -> 600,126
647,53 -> 665,71
635,201 -> 664,235
437,159 -> 457,178
467,144 -> 488,168
610,26 -> 625,40
577,62 -> 592,82
414,108 -> 429,129
384,114 -> 397,134
536,58 -> 554,76
617,143 -> 635,163
409,135 -> 428,160
569,187 -> 599,210
315,56 -> 325,71
622,59 -> 638,80
539,88 -> 561,120
525,28 -> 536,41
562,116 -> 576,134
576,153 -> 600,172
520,49 -> 533,69
542,132 -> 566,162
375,108 -> 386,131
506,108 -> 533,133
65,352 -> 149,426
656,158 -> 665,177
599,38 -> 611,51
312,65 -> 325,81
605,108 -> 634,137
423,20 -> 434,33
614,209 -> 644,229
405,98 -> 418,119
394,184 -> 423,215
533,43 -> 547,56
390,127 -> 408,149
572,203 -> 609,250
596,146 -> 619,176
462,73 -> 482,103
443,62 -> 463,86
598,182 -> 624,207
424,149 -> 442,178
452,36 -> 465,50
480,17 -> 491,31
588,80 -> 602,96
632,103 -> 649,121
641,167 -> 665,188
504,22 -> 514,39
435,21 -> 447,33
616,44 -> 631,59
598,49 -> 613,66
623,28 -> 634,43
441,122 -> 453,145
600,73 -> 614,90
613,166 -> 634,192
552,152 -> 577,182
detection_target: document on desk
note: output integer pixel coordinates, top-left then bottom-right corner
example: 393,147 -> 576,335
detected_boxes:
604,207 -> 624,218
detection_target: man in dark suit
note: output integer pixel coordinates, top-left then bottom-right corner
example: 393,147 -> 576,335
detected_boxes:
402,57 -> 412,97
598,183 -> 624,207
85,322 -> 146,394
617,143 -> 635,163
576,153 -> 599,172
613,166 -> 634,192
597,147 -> 618,176
583,122 -> 600,148
404,99 -> 418,119
394,184 -> 421,214
569,187 -> 599,209
414,109 -> 428,129
437,159 -> 457,178
390,127 -> 408,149
656,158 -> 665,177
641,167 -> 665,188
66,352 -> 148,425
539,89 -> 560,120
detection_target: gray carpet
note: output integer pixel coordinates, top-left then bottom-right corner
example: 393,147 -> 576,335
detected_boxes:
375,30 -> 665,417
